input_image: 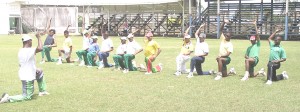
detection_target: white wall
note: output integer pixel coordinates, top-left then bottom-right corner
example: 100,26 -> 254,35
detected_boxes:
0,3 -> 10,34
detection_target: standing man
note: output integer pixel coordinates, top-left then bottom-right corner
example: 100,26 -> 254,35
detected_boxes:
123,33 -> 143,73
97,30 -> 114,69
40,18 -> 57,63
174,27 -> 194,76
112,37 -> 127,71
144,31 -> 162,75
0,34 -> 49,104
187,23 -> 213,78
265,28 -> 289,85
57,30 -> 73,65
86,36 -> 100,67
214,19 -> 236,80
241,20 -> 265,81
76,30 -> 92,66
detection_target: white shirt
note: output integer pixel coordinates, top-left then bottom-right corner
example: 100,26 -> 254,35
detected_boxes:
82,35 -> 91,50
116,44 -> 127,54
18,48 -> 36,81
194,41 -> 209,56
101,38 -> 113,52
127,40 -> 142,54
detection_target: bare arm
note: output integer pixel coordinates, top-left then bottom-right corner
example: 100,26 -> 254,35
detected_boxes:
221,52 -> 231,57
253,20 -> 260,41
43,18 -> 52,35
268,28 -> 282,43
184,27 -> 190,35
134,49 -> 143,56
35,33 -> 43,53
154,48 -> 161,58
195,23 -> 206,38
66,25 -> 71,31
219,19 -> 228,35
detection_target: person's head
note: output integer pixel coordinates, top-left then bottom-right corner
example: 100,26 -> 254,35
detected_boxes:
103,31 -> 109,39
22,35 -> 33,47
91,36 -> 98,43
249,35 -> 256,44
224,32 -> 232,41
146,31 -> 153,41
199,33 -> 206,42
49,29 -> 56,36
64,30 -> 69,38
274,36 -> 282,45
127,33 -> 134,42
184,34 -> 191,43
120,37 -> 127,44
83,30 -> 89,37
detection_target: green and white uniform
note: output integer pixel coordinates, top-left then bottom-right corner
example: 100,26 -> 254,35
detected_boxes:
8,48 -> 47,102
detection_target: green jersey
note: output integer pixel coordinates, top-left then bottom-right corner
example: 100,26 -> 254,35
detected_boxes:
246,40 -> 261,58
269,41 -> 287,61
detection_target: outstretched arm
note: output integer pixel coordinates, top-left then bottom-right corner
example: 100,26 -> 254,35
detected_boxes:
195,23 -> 206,38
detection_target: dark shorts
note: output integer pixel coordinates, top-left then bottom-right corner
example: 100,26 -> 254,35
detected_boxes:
222,57 -> 231,71
249,57 -> 259,74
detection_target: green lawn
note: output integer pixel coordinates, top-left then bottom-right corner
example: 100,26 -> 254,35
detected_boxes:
0,34 -> 299,112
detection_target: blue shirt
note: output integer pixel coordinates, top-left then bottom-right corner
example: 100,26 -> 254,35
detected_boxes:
88,43 -> 100,53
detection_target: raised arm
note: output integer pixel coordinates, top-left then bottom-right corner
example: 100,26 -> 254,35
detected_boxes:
43,18 -> 52,35
66,25 -> 71,31
268,27 -> 282,43
195,23 -> 206,38
35,33 -> 43,53
253,20 -> 260,41
219,19 -> 228,35
184,27 -> 190,35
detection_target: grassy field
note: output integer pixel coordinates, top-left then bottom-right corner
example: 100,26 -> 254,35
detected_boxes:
0,34 -> 299,112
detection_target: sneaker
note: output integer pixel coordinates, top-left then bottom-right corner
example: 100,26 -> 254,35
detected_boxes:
87,65 -> 92,68
229,67 -> 237,75
181,70 -> 189,74
282,71 -> 289,80
209,69 -> 216,75
123,69 -> 129,73
258,68 -> 266,76
78,60 -> 85,66
145,72 -> 152,75
266,80 -> 272,85
174,71 -> 181,76
132,61 -> 137,67
214,72 -> 222,80
158,63 -> 163,71
0,93 -> 9,103
56,59 -> 62,65
140,64 -> 146,69
40,60 -> 45,64
186,72 -> 194,78
38,91 -> 50,96
241,73 -> 249,81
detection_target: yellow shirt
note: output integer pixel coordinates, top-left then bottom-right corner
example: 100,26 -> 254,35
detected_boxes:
180,41 -> 194,55
144,40 -> 160,57
63,37 -> 72,52
219,33 -> 233,56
